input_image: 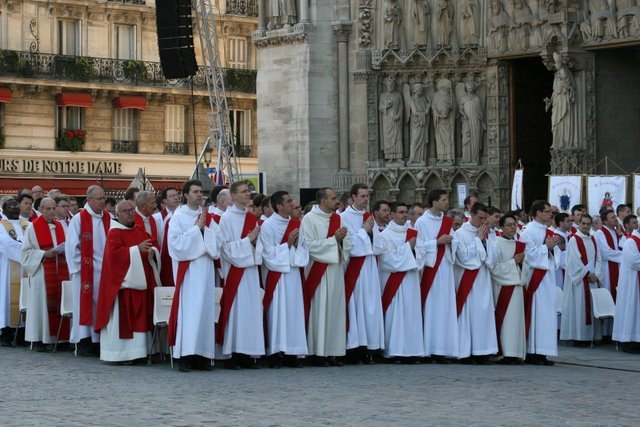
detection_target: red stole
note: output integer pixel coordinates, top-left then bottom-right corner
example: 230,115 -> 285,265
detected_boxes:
79,209 -> 110,325
574,235 -> 597,326
381,228 -> 417,314
159,219 -> 174,286
263,218 -> 301,312
134,211 -> 159,248
303,212 -> 341,326
630,235 -> 640,296
495,240 -> 525,354
344,211 -> 373,326
524,228 -> 554,337
29,211 -> 38,222
33,216 -> 70,338
600,227 -> 620,301
161,208 -> 169,219
419,215 -> 453,307
206,213 -> 224,286
215,212 -> 258,345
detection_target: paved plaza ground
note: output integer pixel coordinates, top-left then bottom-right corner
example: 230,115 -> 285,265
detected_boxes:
1,343 -> 639,426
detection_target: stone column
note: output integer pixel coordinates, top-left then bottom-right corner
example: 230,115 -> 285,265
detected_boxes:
333,21 -> 353,171
258,0 -> 268,31
298,0 -> 310,23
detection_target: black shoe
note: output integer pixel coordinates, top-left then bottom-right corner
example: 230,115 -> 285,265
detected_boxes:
525,354 -> 543,365
178,358 -> 192,372
310,356 -> 329,367
328,357 -> 343,367
458,357 -> 477,365
602,336 -> 613,345
283,355 -> 304,368
193,356 -> 214,371
541,357 -> 555,366
224,357 -> 241,370
474,355 -> 495,365
433,355 -> 452,364
33,343 -> 48,352
400,357 -> 420,365
238,355 -> 260,369
268,354 -> 283,369
498,357 -> 517,365
573,340 -> 590,347
421,357 -> 434,364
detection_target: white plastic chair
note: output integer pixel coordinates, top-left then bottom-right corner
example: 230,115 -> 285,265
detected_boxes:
555,287 -> 563,315
12,278 -> 30,347
53,280 -> 76,354
590,288 -> 616,345
147,286 -> 175,367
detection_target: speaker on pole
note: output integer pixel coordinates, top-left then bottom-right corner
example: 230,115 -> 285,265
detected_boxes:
156,0 -> 198,79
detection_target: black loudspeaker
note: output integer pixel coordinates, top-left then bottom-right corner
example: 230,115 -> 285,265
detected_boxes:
300,188 -> 321,209
156,0 -> 198,79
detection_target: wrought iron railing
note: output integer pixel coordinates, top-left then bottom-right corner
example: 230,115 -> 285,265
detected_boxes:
233,144 -> 253,158
226,0 -> 258,17
164,141 -> 190,155
0,50 -> 257,93
108,0 -> 146,4
112,140 -> 139,154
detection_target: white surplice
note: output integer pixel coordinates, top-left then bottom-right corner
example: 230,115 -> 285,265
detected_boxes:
550,227 -> 568,330
594,225 -> 622,336
218,205 -> 265,357
490,236 -> 526,359
259,213 -> 308,356
560,230 -> 601,341
65,205 -> 107,343
377,220 -> 424,358
613,230 -> 640,342
152,208 -> 174,250
340,206 -> 385,351
414,210 -> 459,357
301,205 -> 352,357
0,218 -> 26,329
520,220 -> 558,356
453,222 -> 498,358
168,204 -> 219,359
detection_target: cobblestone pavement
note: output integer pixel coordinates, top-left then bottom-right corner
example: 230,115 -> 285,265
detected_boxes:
1,343 -> 639,426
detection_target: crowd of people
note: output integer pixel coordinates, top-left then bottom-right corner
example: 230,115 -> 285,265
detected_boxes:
1,181 -> 638,372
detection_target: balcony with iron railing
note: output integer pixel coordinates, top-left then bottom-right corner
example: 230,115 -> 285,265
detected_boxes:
107,0 -> 146,4
164,141 -> 190,155
226,0 -> 258,17
0,50 -> 257,93
112,140 -> 139,154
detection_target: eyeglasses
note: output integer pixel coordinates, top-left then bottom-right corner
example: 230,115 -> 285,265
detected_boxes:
118,208 -> 135,214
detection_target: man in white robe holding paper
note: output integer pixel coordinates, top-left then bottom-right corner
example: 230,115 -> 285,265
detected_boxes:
260,191 -> 308,368
453,202 -> 498,364
167,179 -> 219,372
301,187 -> 352,366
594,208 -> 622,340
415,189 -> 459,362
561,214 -> 602,344
217,180 -> 265,369
376,202 -> 424,362
613,221 -> 640,351
340,183 -> 384,363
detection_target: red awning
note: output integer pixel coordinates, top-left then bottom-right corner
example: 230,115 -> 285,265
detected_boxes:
56,93 -> 93,108
0,87 -> 12,103
0,178 -> 186,197
112,96 -> 148,110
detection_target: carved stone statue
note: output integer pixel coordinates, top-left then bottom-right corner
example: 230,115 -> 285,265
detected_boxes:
379,77 -> 404,164
268,0 -> 297,29
407,83 -> 431,165
457,81 -> 485,164
268,0 -> 281,29
488,0 -> 510,53
383,0 -> 402,49
411,0 -> 430,48
435,0 -> 453,48
587,0 -> 618,40
460,0 -> 480,46
544,53 -> 578,150
615,0 -> 638,38
510,0 -> 533,51
432,79 -> 455,164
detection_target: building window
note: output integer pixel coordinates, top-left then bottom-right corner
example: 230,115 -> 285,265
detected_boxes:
58,20 -> 81,56
229,109 -> 252,155
165,105 -> 185,143
115,25 -> 136,60
57,106 -> 84,132
228,37 -> 248,69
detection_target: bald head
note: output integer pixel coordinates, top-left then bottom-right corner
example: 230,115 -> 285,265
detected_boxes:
39,197 -> 56,222
86,185 -> 105,214
217,189 -> 231,211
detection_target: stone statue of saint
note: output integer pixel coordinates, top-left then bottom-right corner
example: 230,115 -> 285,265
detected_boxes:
411,0 -> 430,48
544,53 -> 577,150
458,81 -> 485,164
435,0 -> 453,48
488,0 -> 511,53
460,0 -> 480,46
408,83 -> 431,165
586,0 -> 618,40
280,0 -> 297,27
510,0 -> 533,51
379,77 -> 404,163
432,79 -> 455,164
383,0 -> 402,49
268,0 -> 282,30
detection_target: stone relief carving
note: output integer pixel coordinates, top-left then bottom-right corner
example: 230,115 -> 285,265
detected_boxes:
435,0 -> 454,48
383,0 -> 402,50
406,83 -> 431,165
510,0 -> 534,51
460,0 -> 480,47
358,0 -> 374,48
456,81 -> 485,164
580,0 -> 618,41
544,53 -> 578,150
488,0 -> 511,53
432,78 -> 455,164
379,76 -> 404,165
411,0 -> 430,48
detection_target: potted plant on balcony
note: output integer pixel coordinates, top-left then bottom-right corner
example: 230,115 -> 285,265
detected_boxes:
56,129 -> 86,152
122,60 -> 148,82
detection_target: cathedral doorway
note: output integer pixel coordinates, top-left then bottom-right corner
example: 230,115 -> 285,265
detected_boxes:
509,57 -> 554,210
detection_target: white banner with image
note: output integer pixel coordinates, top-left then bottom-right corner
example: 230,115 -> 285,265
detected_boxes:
548,175 -> 582,213
586,175 -> 627,216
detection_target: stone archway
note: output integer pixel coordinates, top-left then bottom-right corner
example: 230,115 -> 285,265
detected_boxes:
398,173 -> 418,204
476,173 -> 496,206
371,174 -> 392,203
423,173 -> 445,205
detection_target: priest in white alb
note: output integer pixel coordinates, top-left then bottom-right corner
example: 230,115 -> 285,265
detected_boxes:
375,202 -> 424,362
217,180 -> 264,369
414,189 -> 459,361
259,191 -> 308,367
301,187 -> 352,366
167,180 -> 219,372
613,221 -> 640,350
340,183 -> 384,362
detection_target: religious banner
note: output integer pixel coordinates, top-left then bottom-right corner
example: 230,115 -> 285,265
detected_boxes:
548,175 -> 582,213
586,175 -> 627,216
511,169 -> 524,210
633,174 -> 640,215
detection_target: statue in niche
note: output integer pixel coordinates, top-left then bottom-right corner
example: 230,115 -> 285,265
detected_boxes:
615,0 -> 638,38
456,81 -> 485,164
379,76 -> 404,165
488,0 -> 510,53
435,0 -> 454,48
280,0 -> 297,27
411,0 -> 430,48
460,0 -> 480,46
432,79 -> 455,164
406,83 -> 431,165
586,0 -> 618,40
383,0 -> 402,50
268,0 -> 281,29
510,0 -> 534,51
544,53 -> 578,150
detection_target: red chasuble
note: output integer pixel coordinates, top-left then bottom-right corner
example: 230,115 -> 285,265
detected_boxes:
94,224 -> 152,338
134,211 -> 159,249
33,216 -> 70,338
574,235 -> 597,326
381,228 -> 417,314
419,215 -> 453,307
494,240 -> 525,354
600,227 -> 620,301
79,209 -> 111,325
